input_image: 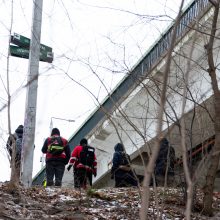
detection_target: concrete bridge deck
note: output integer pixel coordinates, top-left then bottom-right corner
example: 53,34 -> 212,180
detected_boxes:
33,0 -> 220,190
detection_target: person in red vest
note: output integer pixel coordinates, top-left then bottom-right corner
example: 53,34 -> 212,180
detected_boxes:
42,128 -> 70,187
67,138 -> 97,189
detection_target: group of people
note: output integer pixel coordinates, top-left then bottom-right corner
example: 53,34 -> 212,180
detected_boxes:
7,125 -> 175,188
41,128 -> 97,188
110,138 -> 175,187
41,130 -> 139,188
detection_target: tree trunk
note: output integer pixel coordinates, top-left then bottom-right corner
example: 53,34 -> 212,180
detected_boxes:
10,137 -> 20,186
203,1 -> 220,215
203,96 -> 220,216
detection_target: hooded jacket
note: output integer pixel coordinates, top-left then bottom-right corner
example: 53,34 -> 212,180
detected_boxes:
112,143 -> 124,167
15,125 -> 24,139
6,125 -> 24,157
111,143 -> 131,177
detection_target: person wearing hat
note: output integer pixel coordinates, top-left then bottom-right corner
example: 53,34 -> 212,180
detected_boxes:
6,125 -> 24,158
41,128 -> 70,187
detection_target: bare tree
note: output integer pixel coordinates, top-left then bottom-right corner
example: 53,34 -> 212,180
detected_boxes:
202,0 -> 220,216
2,0 -> 220,218
5,0 -> 20,188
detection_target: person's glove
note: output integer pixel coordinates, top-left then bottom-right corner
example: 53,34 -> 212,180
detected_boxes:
67,165 -> 72,171
93,171 -> 97,177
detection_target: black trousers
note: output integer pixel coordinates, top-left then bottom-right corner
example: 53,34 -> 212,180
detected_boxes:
115,171 -> 138,187
74,168 -> 92,188
46,161 -> 65,186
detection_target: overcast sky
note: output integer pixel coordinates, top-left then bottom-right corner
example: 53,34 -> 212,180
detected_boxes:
0,0 -> 192,181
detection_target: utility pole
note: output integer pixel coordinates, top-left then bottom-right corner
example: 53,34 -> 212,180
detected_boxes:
20,0 -> 43,187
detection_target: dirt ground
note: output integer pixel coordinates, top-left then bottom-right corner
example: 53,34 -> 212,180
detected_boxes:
0,182 -> 220,220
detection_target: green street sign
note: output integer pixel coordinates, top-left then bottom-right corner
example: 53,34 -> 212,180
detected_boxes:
11,33 -> 52,53
40,50 -> 53,63
10,45 -> 29,58
10,45 -> 53,63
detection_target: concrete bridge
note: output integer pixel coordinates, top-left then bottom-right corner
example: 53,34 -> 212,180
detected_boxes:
33,0 -> 220,190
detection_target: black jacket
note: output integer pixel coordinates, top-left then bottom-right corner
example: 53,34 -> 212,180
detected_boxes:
6,125 -> 23,157
155,138 -> 175,175
111,143 -> 131,178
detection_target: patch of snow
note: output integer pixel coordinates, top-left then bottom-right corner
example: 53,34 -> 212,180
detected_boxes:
59,194 -> 76,201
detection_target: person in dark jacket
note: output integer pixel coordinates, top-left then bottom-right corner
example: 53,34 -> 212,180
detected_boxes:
111,143 -> 138,187
6,125 -> 24,179
155,137 -> 175,186
42,128 -> 70,187
6,125 -> 23,158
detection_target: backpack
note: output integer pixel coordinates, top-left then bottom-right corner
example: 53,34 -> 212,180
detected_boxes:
48,136 -> 64,155
112,152 -> 131,172
79,145 -> 95,167
120,152 -> 130,166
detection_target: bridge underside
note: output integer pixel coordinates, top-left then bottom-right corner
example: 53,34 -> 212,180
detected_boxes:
92,95 -> 220,191
33,1 -> 220,190
84,4 -> 220,189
